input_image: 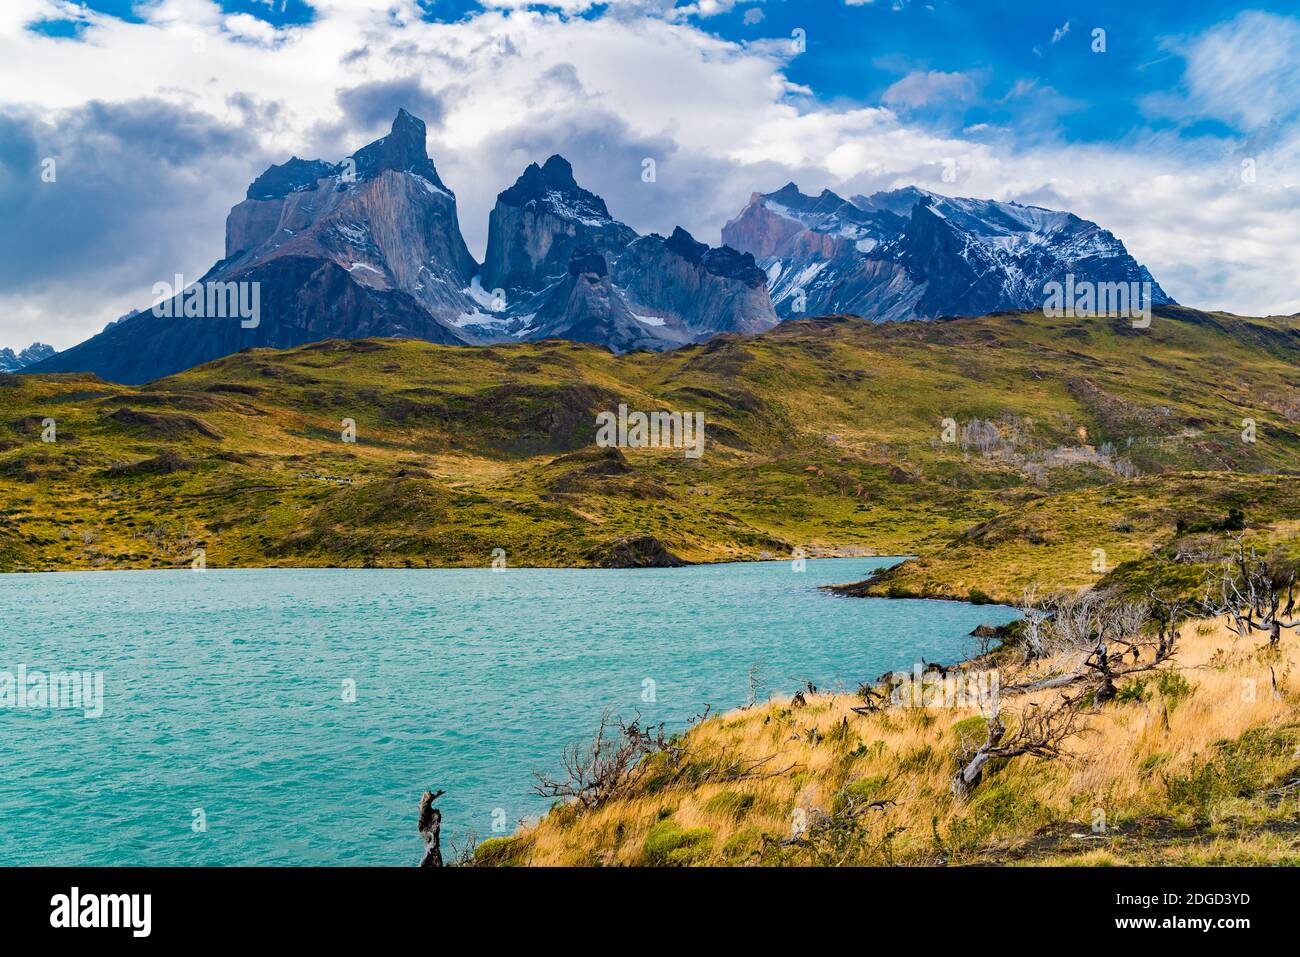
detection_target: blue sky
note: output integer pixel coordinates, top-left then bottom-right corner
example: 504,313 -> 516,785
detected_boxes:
5,0 -> 1300,346
42,0 -> 1289,143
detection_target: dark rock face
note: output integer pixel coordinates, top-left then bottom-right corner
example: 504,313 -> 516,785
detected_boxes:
219,111 -> 478,322
246,157 -> 338,201
0,343 -> 56,372
32,256 -> 464,384
586,535 -> 687,568
477,159 -> 784,351
722,183 -> 1174,321
525,248 -> 665,353
481,154 -> 637,300
349,108 -> 450,188
612,227 -> 778,340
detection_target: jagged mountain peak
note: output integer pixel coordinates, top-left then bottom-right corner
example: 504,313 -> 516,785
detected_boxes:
31,108 -> 480,384
851,185 -> 936,216
497,154 -> 612,223
243,110 -> 450,202
0,341 -> 56,372
663,226 -> 709,263
349,109 -> 448,190
724,179 -> 1173,323
483,155 -> 636,297
246,157 -> 337,201
653,227 -> 766,287
765,182 -> 849,217
539,154 -> 579,189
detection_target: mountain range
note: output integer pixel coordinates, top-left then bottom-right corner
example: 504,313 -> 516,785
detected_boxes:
0,342 -> 55,372
27,110 -> 1172,384
723,183 -> 1173,320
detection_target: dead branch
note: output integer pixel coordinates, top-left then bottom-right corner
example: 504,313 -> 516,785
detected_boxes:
852,681 -> 886,714
533,711 -> 790,811
952,689 -> 1085,799
1209,537 -> 1300,646
531,711 -> 676,810
1002,587 -> 1183,699
1017,584 -> 1051,662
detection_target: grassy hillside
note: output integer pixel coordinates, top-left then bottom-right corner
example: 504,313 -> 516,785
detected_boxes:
2,306 -> 1297,577
6,305 -> 1300,868
490,616 -> 1300,866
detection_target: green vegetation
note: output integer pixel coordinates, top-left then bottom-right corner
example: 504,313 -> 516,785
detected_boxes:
2,306 -> 1298,583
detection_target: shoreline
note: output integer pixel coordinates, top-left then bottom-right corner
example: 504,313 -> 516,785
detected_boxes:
0,551 -> 914,577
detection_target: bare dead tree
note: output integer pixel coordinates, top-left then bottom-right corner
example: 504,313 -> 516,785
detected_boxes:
1211,538 -> 1300,646
534,710 -> 796,812
1017,584 -> 1050,662
952,689 -> 1084,799
1147,589 -> 1188,663
746,663 -> 767,707
531,711 -> 676,810
1003,589 -> 1177,700
418,789 -> 445,867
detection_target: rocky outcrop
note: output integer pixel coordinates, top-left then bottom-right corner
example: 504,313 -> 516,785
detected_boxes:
586,535 -> 687,568
612,227 -> 778,339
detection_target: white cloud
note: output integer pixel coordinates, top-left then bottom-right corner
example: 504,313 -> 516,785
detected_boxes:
0,2 -> 1297,349
881,70 -> 975,109
1152,11 -> 1300,131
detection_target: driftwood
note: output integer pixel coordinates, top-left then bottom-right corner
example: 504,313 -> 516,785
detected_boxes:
851,682 -> 886,714
418,789 -> 445,867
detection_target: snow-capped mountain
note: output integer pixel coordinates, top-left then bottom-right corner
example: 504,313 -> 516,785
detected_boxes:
0,342 -> 55,372
722,183 -> 1174,320
25,111 -> 1176,384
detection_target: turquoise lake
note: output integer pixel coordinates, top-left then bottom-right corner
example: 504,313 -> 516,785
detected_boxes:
0,558 -> 1017,865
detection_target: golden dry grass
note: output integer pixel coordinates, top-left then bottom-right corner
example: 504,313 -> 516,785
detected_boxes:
498,617 -> 1300,866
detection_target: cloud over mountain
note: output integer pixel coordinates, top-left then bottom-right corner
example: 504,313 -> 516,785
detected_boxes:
1,1 -> 1298,348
